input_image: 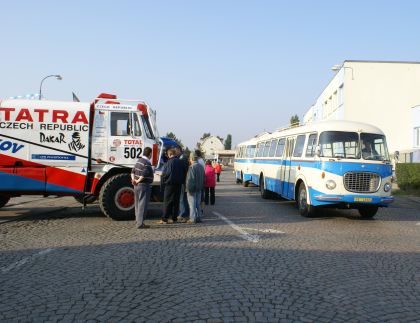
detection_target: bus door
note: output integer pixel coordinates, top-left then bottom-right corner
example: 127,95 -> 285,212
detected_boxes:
281,137 -> 295,199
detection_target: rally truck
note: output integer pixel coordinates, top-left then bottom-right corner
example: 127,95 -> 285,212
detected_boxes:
0,93 -> 165,220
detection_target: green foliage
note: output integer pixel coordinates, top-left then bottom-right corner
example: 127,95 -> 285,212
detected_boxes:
396,163 -> 420,190
290,114 -> 300,127
224,134 -> 232,150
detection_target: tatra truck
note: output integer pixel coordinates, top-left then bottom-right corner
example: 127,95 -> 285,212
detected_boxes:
0,93 -> 165,220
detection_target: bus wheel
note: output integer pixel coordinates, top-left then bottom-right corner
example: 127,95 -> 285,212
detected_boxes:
297,183 -> 316,217
241,173 -> 249,187
73,194 -> 97,204
99,174 -> 135,220
260,176 -> 270,199
0,196 -> 10,208
358,205 -> 378,219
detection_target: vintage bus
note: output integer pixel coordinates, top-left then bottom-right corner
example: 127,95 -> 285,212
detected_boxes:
234,120 -> 394,218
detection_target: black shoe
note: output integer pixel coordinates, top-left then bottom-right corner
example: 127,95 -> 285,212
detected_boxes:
137,224 -> 150,229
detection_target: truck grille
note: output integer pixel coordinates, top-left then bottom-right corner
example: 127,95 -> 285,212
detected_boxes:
344,172 -> 380,193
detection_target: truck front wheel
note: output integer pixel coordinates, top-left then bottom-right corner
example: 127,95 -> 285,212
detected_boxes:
99,174 -> 135,220
0,196 -> 10,208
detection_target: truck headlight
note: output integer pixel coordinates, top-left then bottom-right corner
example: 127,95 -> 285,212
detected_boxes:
326,180 -> 336,190
384,183 -> 391,192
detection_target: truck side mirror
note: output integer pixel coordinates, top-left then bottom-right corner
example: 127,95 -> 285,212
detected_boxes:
393,150 -> 399,162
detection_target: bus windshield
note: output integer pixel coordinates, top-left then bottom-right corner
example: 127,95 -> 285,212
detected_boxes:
360,133 -> 389,161
319,131 -> 390,161
319,131 -> 360,159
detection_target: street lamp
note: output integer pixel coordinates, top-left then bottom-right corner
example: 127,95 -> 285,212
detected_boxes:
39,74 -> 62,100
331,64 -> 354,80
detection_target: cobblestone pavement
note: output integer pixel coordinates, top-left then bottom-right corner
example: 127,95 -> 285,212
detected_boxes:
0,170 -> 419,322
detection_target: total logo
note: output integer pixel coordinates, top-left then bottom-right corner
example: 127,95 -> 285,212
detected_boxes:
0,139 -> 24,153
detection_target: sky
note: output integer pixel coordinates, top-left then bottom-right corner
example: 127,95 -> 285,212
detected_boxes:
1,0 -> 420,149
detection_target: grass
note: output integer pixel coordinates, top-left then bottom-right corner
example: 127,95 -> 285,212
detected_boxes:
392,187 -> 420,197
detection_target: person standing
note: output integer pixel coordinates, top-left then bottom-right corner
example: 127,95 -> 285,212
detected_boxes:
131,147 -> 154,229
178,149 -> 190,223
159,147 -> 186,224
214,161 -> 222,182
186,152 -> 205,224
204,160 -> 216,205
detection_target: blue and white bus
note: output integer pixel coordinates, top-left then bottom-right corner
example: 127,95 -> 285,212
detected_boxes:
234,120 -> 394,218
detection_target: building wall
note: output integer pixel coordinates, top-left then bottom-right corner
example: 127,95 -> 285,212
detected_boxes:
345,62 -> 420,152
304,61 -> 420,153
201,136 -> 224,159
413,106 -> 420,148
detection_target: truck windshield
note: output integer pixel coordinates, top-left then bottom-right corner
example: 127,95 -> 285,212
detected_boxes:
360,133 -> 390,161
319,131 -> 359,159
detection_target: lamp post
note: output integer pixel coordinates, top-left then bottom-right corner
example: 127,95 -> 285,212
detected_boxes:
331,64 -> 354,80
39,74 -> 62,100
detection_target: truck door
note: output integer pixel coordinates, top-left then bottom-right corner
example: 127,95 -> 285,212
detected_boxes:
108,111 -> 143,165
281,137 -> 295,199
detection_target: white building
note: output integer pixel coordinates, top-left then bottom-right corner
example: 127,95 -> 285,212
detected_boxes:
303,60 -> 420,154
200,136 -> 224,160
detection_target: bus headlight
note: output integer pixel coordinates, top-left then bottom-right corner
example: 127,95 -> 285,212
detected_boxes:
326,180 -> 336,190
384,183 -> 391,192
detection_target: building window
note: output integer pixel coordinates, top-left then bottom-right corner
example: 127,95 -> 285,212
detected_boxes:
415,127 -> 420,147
338,84 -> 344,106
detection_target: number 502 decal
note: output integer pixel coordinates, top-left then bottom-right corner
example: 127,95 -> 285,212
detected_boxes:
124,147 -> 142,159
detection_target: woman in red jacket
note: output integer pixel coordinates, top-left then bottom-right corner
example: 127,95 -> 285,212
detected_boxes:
204,160 -> 216,205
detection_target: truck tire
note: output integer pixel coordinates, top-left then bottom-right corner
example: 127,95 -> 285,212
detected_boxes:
73,194 -> 97,204
0,196 -> 10,208
99,174 -> 135,220
297,183 -> 316,217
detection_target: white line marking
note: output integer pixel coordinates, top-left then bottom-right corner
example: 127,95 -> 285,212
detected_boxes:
213,211 -> 259,243
242,227 -> 285,234
416,223 -> 420,226
1,248 -> 53,273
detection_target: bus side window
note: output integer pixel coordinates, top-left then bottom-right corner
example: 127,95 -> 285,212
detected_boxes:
263,141 -> 271,157
275,138 -> 285,157
293,135 -> 306,157
305,133 -> 318,157
269,139 -> 278,157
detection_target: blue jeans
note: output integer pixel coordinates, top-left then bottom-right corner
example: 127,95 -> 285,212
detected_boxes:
187,191 -> 201,222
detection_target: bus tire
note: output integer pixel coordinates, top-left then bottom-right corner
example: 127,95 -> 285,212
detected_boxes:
73,194 -> 97,204
260,176 -> 270,199
297,183 -> 316,217
241,173 -> 249,187
99,174 -> 135,220
0,196 -> 10,208
358,205 -> 378,219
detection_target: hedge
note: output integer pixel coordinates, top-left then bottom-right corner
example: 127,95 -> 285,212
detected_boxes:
396,163 -> 420,190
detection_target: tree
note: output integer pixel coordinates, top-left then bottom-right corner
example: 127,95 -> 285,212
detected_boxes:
224,134 -> 232,150
290,114 -> 300,127
165,132 -> 184,149
200,133 -> 211,141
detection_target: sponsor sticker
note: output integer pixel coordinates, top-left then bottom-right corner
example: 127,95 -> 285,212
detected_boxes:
32,154 -> 76,161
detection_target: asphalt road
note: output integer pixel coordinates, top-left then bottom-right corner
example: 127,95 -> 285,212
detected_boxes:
1,169 -> 419,322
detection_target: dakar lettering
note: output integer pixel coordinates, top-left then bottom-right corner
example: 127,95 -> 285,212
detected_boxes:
40,132 -> 66,144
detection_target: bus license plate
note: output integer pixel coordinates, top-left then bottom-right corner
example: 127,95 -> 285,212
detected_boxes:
354,197 -> 372,202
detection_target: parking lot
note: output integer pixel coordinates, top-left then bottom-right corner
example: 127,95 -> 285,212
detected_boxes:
1,169 -> 420,322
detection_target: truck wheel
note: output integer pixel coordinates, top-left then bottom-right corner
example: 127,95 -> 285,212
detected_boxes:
99,174 -> 135,220
297,183 -> 316,217
73,194 -> 97,204
259,176 -> 270,199
0,196 -> 10,208
358,205 -> 378,219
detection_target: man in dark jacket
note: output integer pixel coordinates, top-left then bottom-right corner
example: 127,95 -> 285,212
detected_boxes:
159,147 -> 186,224
131,147 -> 154,229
